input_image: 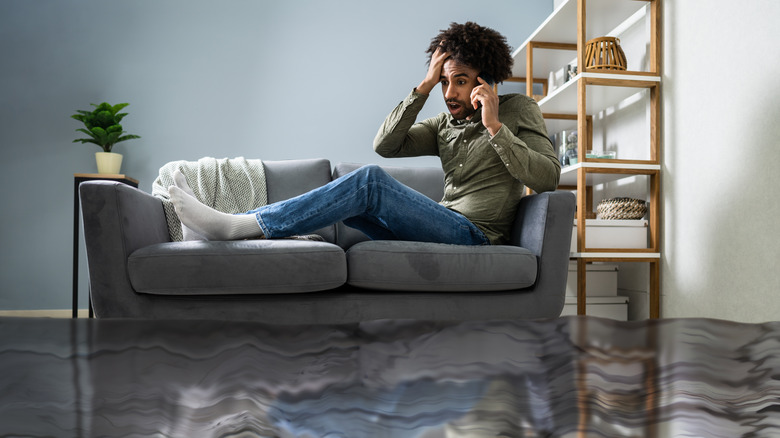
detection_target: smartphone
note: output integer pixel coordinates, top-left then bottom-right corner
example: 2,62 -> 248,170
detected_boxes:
478,72 -> 495,86
475,72 -> 496,110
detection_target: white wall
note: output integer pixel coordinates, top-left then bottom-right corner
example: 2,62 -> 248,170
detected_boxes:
662,0 -> 780,321
0,0 -> 552,311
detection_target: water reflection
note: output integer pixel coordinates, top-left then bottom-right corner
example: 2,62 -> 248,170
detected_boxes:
0,316 -> 778,437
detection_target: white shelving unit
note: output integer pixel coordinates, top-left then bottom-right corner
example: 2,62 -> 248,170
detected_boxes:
512,0 -> 649,77
539,72 -> 659,133
511,0 -> 662,318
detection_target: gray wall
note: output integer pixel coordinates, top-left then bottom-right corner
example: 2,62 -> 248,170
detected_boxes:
0,0 -> 552,311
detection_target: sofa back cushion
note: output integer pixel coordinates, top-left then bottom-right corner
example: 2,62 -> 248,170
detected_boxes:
332,162 -> 446,249
263,158 -> 336,243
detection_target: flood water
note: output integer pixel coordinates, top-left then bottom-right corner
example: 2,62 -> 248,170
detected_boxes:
1,316 -> 778,437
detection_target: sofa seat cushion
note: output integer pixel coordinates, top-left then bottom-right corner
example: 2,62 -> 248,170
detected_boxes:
128,240 -> 347,295
346,241 -> 537,292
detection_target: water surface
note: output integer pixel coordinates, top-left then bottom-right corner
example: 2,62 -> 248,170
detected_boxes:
0,316 -> 778,437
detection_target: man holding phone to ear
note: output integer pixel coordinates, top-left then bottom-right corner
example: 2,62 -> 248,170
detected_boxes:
373,21 -> 560,245
170,22 -> 559,246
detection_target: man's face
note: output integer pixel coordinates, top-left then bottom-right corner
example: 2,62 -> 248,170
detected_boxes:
440,59 -> 481,120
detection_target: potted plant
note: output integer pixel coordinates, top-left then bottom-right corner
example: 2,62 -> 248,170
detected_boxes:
71,102 -> 141,174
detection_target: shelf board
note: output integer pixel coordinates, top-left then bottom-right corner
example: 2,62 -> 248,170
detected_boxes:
570,252 -> 660,259
559,162 -> 660,186
539,72 -> 659,115
512,0 -> 650,78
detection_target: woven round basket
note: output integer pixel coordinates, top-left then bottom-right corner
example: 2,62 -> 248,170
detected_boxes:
584,37 -> 627,71
597,197 -> 647,220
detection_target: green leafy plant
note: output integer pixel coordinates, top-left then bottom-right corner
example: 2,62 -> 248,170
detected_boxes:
71,102 -> 141,153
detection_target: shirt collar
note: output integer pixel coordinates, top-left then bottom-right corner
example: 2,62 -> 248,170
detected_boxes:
448,107 -> 483,126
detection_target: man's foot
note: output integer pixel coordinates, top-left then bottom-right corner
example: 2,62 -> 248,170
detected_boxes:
168,186 -> 263,241
172,170 -> 197,198
171,170 -> 206,240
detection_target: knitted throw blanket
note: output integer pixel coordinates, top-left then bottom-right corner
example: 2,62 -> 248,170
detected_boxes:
152,157 -> 268,241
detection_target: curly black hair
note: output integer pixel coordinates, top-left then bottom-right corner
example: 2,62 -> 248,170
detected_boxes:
426,22 -> 514,83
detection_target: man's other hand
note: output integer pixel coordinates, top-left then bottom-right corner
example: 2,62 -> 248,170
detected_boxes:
417,46 -> 449,95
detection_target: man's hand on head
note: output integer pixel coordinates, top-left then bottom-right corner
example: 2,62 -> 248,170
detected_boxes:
471,76 -> 502,136
417,46 -> 449,95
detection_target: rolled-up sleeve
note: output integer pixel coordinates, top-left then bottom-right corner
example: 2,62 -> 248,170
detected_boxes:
374,90 -> 441,158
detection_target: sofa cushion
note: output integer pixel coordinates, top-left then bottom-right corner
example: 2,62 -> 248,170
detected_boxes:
128,240 -> 347,295
346,241 -> 537,292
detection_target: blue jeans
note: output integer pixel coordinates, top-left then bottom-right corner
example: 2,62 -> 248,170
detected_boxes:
248,165 -> 489,245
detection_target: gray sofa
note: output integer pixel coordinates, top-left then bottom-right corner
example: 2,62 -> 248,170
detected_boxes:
79,158 -> 575,323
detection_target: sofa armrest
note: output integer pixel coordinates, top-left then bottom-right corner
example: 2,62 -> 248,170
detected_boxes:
79,181 -> 170,317
509,191 -> 576,315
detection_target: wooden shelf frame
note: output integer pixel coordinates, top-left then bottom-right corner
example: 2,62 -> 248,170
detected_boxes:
513,0 -> 660,76
525,42 -> 577,97
539,74 -> 660,136
574,167 -> 660,253
576,257 -> 660,318
517,0 -> 662,318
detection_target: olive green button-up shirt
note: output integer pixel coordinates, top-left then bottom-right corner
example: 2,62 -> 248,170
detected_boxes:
374,89 -> 561,245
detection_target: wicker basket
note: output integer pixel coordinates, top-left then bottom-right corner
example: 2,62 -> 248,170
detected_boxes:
584,37 -> 627,71
597,197 -> 647,220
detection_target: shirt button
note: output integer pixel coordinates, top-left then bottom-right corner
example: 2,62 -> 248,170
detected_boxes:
459,163 -> 463,167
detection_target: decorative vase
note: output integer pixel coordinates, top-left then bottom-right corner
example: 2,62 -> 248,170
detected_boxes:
95,152 -> 123,174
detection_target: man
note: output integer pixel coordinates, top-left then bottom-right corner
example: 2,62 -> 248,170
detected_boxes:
169,22 -> 560,245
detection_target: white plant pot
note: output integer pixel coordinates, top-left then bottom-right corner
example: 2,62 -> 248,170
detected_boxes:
95,152 -> 123,174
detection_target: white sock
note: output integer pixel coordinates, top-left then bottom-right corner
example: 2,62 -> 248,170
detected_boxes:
173,170 -> 196,197
168,185 -> 264,240
171,170 -> 205,240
